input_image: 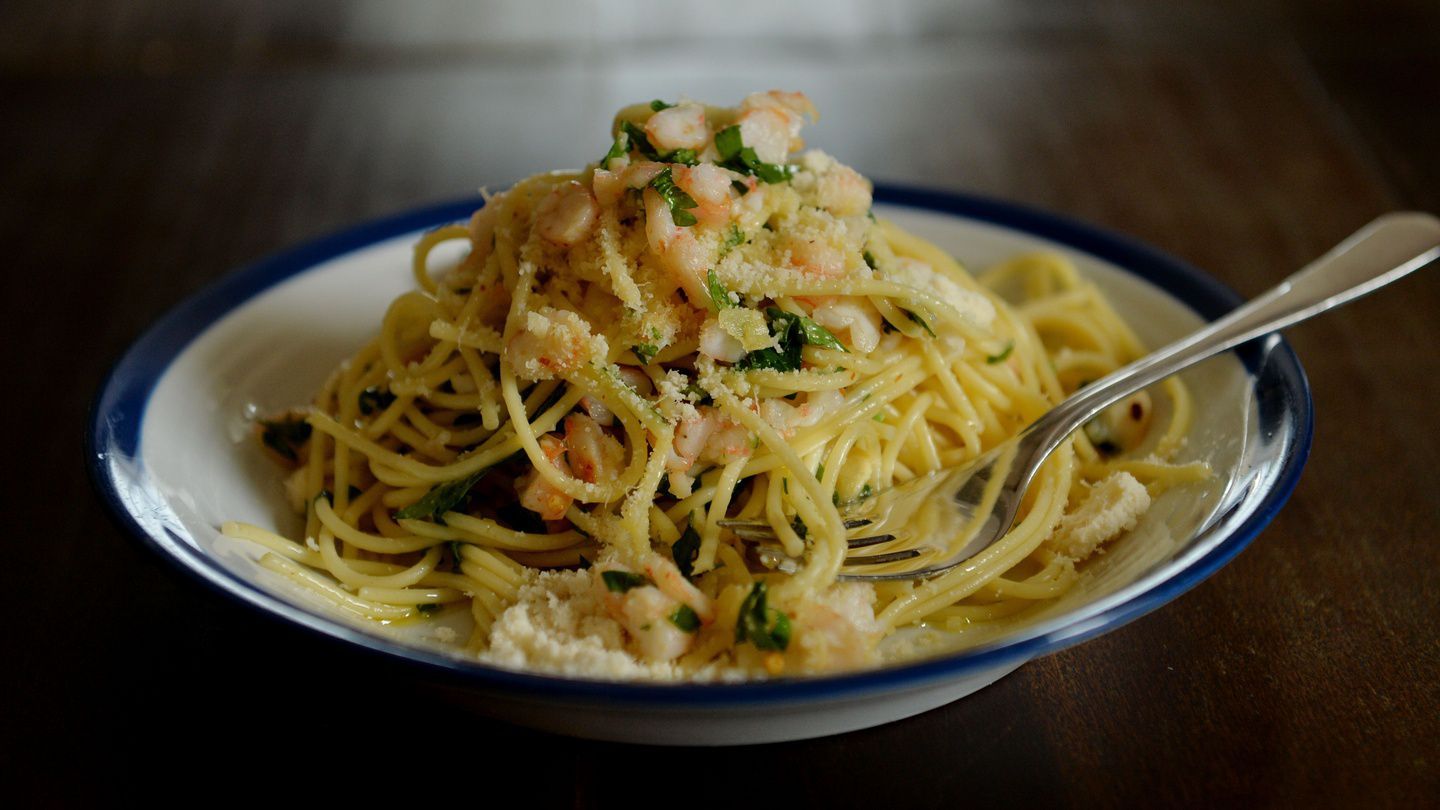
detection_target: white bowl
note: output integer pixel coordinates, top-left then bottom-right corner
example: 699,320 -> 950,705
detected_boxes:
89,186 -> 1311,745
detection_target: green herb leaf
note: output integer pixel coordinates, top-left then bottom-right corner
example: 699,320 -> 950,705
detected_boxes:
601,570 -> 652,593
790,311 -> 847,352
357,386 -> 396,415
669,604 -> 701,633
862,250 -> 878,270
986,341 -> 1015,364
417,603 -> 441,616
649,99 -> 675,112
672,522 -> 701,580
449,541 -> 466,572
906,310 -> 936,337
790,515 -> 808,540
721,224 -> 745,254
713,125 -> 794,184
650,167 -> 699,227
735,582 -> 791,651
621,120 -> 660,161
633,343 -> 659,365
394,466 -> 491,523
736,307 -> 845,370
667,148 -> 699,166
707,268 -> 735,311
599,131 -> 629,169
260,417 -> 311,462
736,312 -> 804,372
715,125 -> 744,161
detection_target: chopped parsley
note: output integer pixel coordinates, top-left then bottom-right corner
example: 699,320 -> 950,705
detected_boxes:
735,582 -> 791,651
986,341 -> 1015,364
449,541 -> 466,572
790,515 -> 808,540
632,342 -> 660,365
393,466 -> 491,523
621,120 -> 700,166
721,224 -> 745,254
672,521 -> 701,580
601,570 -> 652,593
707,268 -> 736,311
357,386 -> 396,415
417,603 -> 441,616
649,99 -> 676,112
649,167 -> 699,227
862,250 -> 878,270
714,125 -> 795,184
906,309 -> 936,337
259,417 -> 311,462
599,131 -> 629,169
736,307 -> 846,371
669,604 -> 701,633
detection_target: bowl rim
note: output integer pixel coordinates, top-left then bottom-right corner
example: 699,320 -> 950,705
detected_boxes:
88,183 -> 1313,706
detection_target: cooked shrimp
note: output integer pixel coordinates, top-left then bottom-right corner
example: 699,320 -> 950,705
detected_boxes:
737,90 -> 816,162
673,163 -> 735,226
517,433 -> 573,520
698,318 -> 744,363
760,389 -> 845,437
563,412 -> 624,483
534,181 -> 599,247
641,553 -> 715,624
667,406 -> 752,472
644,186 -> 712,303
814,163 -> 872,218
784,234 -> 847,278
506,309 -> 601,381
645,102 -> 708,152
789,583 -> 882,672
810,297 -> 883,352
598,553 -> 713,661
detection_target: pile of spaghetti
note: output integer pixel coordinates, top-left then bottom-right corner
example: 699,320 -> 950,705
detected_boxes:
225,92 -> 1205,679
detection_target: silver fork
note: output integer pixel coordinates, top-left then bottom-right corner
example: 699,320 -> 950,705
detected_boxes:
719,212 -> 1440,581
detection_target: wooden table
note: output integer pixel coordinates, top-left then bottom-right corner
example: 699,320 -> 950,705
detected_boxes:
8,2 -> 1436,804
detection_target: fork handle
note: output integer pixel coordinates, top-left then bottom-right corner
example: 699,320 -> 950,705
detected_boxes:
1026,212 -> 1440,452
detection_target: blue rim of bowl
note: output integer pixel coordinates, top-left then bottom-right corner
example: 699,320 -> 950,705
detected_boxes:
88,183 -> 1313,708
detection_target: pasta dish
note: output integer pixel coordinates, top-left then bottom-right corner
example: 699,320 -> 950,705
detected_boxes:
224,92 -> 1205,680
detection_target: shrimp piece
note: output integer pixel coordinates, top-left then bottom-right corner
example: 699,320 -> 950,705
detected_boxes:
506,309 -> 601,381
597,553 -> 713,662
673,163 -> 735,226
737,90 -> 816,163
642,553 -> 715,624
736,107 -> 793,165
760,389 -> 845,437
644,186 -> 712,304
667,406 -> 753,472
611,585 -> 694,661
814,163 -> 872,218
645,102 -> 709,152
517,433 -> 573,520
789,583 -> 882,672
741,90 -> 818,125
784,234 -> 847,278
563,412 -> 624,484
699,318 -> 744,363
533,181 -> 599,247
811,298 -> 884,353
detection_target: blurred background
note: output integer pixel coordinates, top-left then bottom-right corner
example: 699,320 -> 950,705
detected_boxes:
6,0 -> 1437,804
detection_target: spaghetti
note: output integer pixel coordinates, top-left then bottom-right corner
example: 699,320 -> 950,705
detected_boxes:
225,92 -> 1206,679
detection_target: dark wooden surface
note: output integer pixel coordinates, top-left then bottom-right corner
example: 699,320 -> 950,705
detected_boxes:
6,1 -> 1437,805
